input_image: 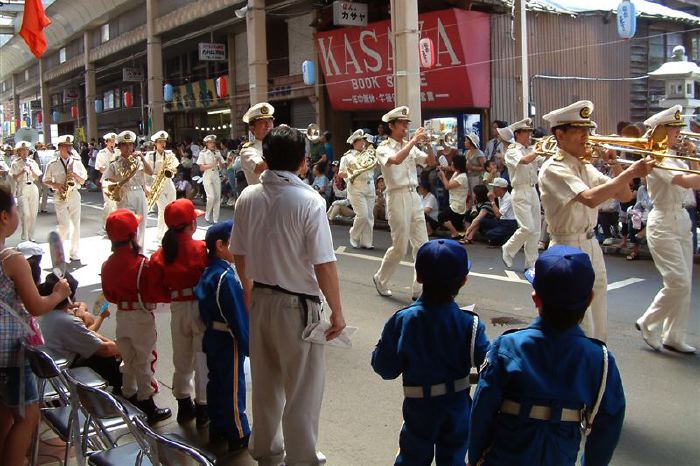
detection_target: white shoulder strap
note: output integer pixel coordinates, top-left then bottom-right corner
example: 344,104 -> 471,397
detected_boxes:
136,257 -> 147,311
470,315 -> 479,369
585,344 -> 609,436
215,268 -> 236,339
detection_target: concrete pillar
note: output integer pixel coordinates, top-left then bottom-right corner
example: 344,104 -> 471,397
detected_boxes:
247,0 -> 268,105
147,0 -> 164,134
514,0 -> 529,119
390,0 -> 421,128
84,31 -> 98,142
39,59 -> 52,143
227,32 -> 236,139
11,75 -> 20,132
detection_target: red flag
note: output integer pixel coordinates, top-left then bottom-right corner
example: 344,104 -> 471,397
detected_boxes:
19,0 -> 52,58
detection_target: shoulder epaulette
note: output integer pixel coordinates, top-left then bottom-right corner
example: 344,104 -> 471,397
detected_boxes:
242,141 -> 254,149
507,143 -> 517,150
379,139 -> 390,146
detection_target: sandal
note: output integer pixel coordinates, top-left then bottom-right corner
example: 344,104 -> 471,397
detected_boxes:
626,252 -> 639,261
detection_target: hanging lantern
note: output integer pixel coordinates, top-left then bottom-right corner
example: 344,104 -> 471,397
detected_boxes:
52,110 -> 60,123
123,91 -> 133,108
70,105 -> 79,119
95,99 -> 103,114
216,76 -> 227,98
164,83 -> 174,103
419,38 -> 436,69
302,60 -> 315,86
37,112 -> 42,124
617,0 -> 637,39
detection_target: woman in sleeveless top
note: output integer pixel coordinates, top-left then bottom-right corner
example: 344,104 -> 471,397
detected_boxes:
0,187 -> 70,465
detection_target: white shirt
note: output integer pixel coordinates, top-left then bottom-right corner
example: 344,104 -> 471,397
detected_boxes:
230,170 -> 336,296
499,191 -> 515,220
196,149 -> 223,180
421,191 -> 439,221
376,138 -> 428,191
95,147 -> 119,172
647,155 -> 688,211
239,139 -> 264,185
43,152 -> 88,186
448,172 -> 469,215
10,157 -> 41,187
103,155 -> 146,189
339,149 -> 375,195
505,142 -> 539,187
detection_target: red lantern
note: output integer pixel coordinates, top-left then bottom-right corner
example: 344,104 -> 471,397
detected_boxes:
123,91 -> 133,108
71,105 -> 79,119
37,112 -> 42,124
216,76 -> 227,98
419,37 -> 436,69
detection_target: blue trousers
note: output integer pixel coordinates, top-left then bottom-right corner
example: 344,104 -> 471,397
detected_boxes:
203,330 -> 250,441
479,218 -> 518,246
395,393 -> 470,466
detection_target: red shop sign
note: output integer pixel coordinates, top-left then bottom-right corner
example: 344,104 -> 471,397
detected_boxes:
315,9 -> 490,111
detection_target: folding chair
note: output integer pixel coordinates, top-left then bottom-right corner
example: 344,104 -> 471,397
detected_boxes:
25,345 -> 107,466
132,416 -> 217,466
62,372 -> 155,466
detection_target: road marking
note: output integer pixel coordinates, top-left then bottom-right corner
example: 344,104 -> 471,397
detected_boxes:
607,278 -> 645,291
335,246 -> 529,284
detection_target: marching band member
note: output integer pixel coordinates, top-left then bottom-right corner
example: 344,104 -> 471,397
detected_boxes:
103,130 -> 154,248
95,132 -> 120,227
151,199 -> 209,425
10,141 -> 41,241
373,106 -> 436,299
240,102 -> 274,186
43,135 -> 87,262
197,135 -> 225,223
338,129 -> 376,249
538,101 -> 653,342
147,130 -> 179,242
636,106 -> 700,354
102,209 -> 171,424
502,118 -> 542,270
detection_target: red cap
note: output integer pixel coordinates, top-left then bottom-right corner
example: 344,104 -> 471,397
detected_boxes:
164,199 -> 204,228
106,209 -> 143,242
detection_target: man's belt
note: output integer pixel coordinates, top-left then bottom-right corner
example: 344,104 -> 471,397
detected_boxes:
171,287 -> 195,300
403,376 -> 470,399
386,185 -> 417,194
550,230 -> 596,241
500,399 -> 583,422
253,282 -> 321,304
118,301 -> 156,311
210,321 -> 229,332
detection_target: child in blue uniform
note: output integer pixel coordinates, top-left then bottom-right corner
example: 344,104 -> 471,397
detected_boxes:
194,220 -> 250,450
468,245 -> 626,466
372,239 -> 489,466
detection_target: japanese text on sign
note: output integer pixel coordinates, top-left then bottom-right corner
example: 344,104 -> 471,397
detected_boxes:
332,1 -> 368,27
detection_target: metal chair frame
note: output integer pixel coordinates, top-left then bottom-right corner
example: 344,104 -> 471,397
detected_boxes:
132,416 -> 216,466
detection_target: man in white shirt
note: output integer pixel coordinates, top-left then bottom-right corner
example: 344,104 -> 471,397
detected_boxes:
197,135 -> 225,223
95,132 -> 120,228
240,102 -> 274,186
418,182 -> 439,235
477,177 -> 518,246
231,126 -> 345,466
372,106 -> 436,299
502,118 -> 542,270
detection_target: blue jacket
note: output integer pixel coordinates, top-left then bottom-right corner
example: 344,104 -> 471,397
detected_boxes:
371,300 -> 489,387
468,317 -> 626,466
195,258 -> 249,356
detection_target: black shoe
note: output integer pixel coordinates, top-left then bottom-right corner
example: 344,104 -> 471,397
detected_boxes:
195,403 -> 209,427
176,397 -> 196,423
138,397 -> 172,424
228,434 -> 250,451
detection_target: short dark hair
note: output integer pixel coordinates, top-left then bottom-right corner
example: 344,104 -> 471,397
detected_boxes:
494,120 -> 509,129
420,276 -> 465,304
0,187 -> 15,214
473,184 -> 489,203
38,272 -> 78,309
551,124 -> 574,140
452,154 -> 467,173
539,304 -> 587,331
263,126 -> 306,171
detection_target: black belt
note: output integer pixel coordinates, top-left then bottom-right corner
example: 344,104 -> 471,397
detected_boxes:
253,282 -> 321,304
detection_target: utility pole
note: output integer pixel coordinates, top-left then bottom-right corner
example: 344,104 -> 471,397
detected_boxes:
514,0 -> 529,119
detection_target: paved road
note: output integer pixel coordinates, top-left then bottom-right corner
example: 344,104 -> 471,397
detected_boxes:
22,191 -> 699,466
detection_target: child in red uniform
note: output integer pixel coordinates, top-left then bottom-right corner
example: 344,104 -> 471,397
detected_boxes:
151,199 -> 209,425
102,209 -> 171,424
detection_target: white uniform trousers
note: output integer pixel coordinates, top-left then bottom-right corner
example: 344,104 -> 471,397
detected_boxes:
248,287 -> 325,466
116,310 -> 157,400
117,188 -> 147,248
203,172 -> 221,222
102,191 -> 117,228
154,180 -> 176,242
55,190 -> 82,259
376,188 -> 429,296
639,209 -> 693,345
170,300 -> 208,404
347,183 -> 376,248
503,185 -> 541,269
38,181 -> 49,212
549,233 -> 608,342
16,183 -> 39,241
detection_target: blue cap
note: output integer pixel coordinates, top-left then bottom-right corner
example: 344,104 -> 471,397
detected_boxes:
205,220 -> 233,251
415,239 -> 471,283
527,245 -> 594,311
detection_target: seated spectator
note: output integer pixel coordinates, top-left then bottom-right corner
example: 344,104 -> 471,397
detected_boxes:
464,184 -> 495,243
598,197 -> 620,246
175,174 -> 193,200
418,182 -> 439,235
374,175 -> 387,221
620,177 -> 652,260
478,178 -> 518,246
38,272 -> 122,396
15,241 -> 43,285
437,154 -> 469,239
311,164 -> 329,200
482,160 -> 499,189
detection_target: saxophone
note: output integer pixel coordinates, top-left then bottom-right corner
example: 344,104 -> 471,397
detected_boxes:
146,152 -> 178,210
105,154 -> 140,202
348,146 -> 377,183
58,167 -> 76,202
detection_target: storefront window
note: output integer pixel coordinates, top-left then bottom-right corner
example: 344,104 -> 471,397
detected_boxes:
59,47 -> 66,64
104,90 -> 114,110
101,24 -> 110,43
